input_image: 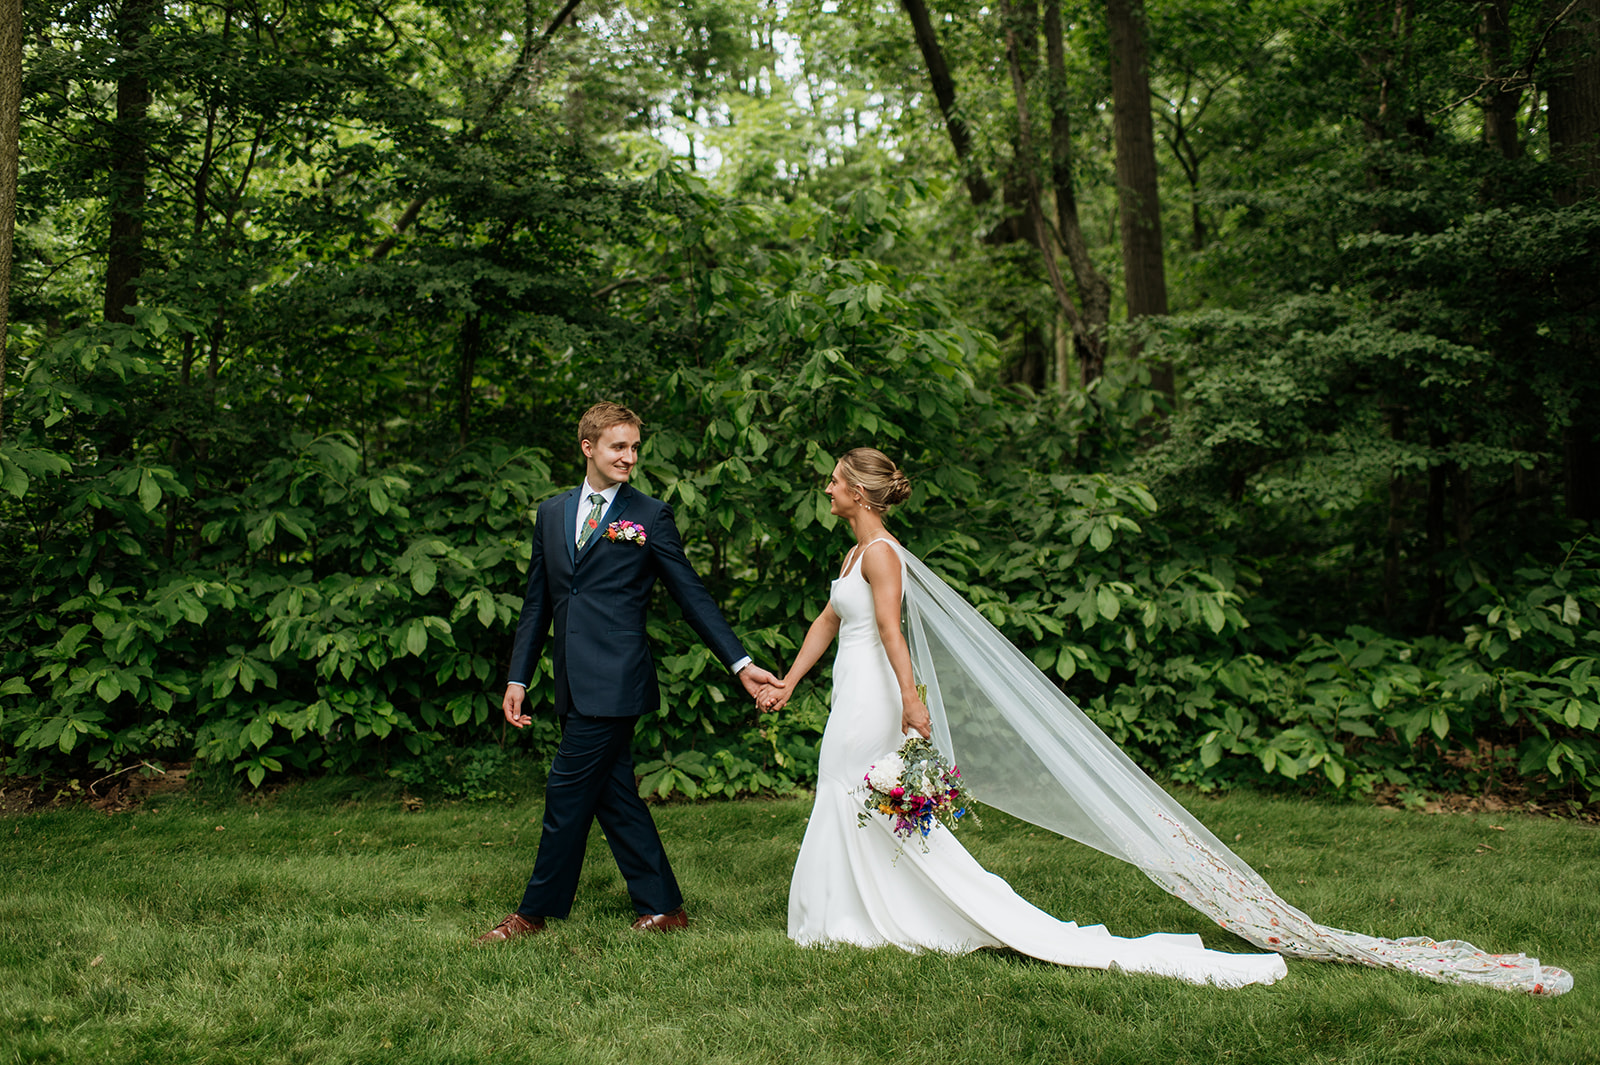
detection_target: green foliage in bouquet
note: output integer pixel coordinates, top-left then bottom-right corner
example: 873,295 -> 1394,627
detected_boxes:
857,731 -> 980,856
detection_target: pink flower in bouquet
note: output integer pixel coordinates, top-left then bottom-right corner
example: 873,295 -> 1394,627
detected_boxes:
890,787 -> 904,798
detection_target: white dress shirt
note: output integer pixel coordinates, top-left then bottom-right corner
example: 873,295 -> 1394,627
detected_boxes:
573,479 -> 620,544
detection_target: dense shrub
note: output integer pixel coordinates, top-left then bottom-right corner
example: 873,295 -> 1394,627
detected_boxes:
4,189 -> 1597,809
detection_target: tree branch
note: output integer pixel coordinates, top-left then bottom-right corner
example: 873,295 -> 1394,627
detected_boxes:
1431,0 -> 1582,115
591,274 -> 673,301
367,0 -> 585,261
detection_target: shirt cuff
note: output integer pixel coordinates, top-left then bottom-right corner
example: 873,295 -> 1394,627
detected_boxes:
730,656 -> 752,675
506,681 -> 527,688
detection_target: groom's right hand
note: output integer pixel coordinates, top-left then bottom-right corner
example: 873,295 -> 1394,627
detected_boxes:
502,684 -> 532,729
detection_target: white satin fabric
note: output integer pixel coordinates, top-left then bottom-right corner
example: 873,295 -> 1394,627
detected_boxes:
786,539 -> 1289,988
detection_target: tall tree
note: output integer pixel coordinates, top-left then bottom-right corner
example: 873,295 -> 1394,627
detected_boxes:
1476,0 -> 1523,159
1548,0 -> 1600,203
1107,0 -> 1170,397
1042,0 -> 1110,385
1546,0 -> 1600,522
0,0 -> 17,443
103,0 -> 157,324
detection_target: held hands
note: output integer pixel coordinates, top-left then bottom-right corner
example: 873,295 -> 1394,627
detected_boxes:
502,684 -> 532,729
758,678 -> 792,714
739,663 -> 786,708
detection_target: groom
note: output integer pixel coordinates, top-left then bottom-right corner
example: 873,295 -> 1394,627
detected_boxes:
476,402 -> 781,943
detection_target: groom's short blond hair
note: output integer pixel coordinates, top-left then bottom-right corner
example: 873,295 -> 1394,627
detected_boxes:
578,402 -> 643,450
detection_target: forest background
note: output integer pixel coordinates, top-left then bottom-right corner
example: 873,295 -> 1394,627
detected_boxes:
1,0 -> 1598,814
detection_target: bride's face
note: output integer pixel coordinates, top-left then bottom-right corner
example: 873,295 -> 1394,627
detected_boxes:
824,463 -> 853,517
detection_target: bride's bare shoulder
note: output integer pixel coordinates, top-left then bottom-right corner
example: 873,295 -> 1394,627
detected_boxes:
857,537 -> 904,581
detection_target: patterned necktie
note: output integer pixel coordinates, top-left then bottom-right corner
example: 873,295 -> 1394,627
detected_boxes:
576,492 -> 605,549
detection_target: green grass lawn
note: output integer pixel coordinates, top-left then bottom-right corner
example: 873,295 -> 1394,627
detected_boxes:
2,777 -> 1595,1065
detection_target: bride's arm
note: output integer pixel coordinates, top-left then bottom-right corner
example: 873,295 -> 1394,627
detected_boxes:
763,603 -> 842,712
861,543 -> 931,738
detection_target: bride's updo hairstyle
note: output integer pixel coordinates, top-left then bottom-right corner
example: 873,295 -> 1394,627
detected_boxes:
838,448 -> 912,513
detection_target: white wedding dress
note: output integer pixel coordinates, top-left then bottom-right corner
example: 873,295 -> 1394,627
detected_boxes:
787,539 -> 1289,988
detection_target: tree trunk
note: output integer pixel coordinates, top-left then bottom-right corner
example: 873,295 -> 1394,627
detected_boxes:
1546,0 -> 1600,522
1107,0 -> 1171,398
458,312 -> 481,448
899,0 -> 995,207
0,0 -> 19,444
999,0 -> 1099,387
1425,432 -> 1448,632
1548,0 -> 1600,204
1477,0 -> 1523,159
104,0 -> 157,324
1002,320 -> 1049,391
1043,0 -> 1110,385
1383,406 -> 1408,621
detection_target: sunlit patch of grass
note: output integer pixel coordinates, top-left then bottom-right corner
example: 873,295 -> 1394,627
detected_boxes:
2,782 -> 1594,1064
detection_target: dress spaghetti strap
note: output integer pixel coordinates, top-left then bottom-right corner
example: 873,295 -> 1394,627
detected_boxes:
840,537 -> 898,580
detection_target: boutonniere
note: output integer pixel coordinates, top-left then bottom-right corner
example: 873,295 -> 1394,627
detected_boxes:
604,519 -> 648,545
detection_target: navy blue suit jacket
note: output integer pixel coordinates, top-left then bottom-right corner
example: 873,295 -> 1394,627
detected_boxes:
506,484 -> 747,718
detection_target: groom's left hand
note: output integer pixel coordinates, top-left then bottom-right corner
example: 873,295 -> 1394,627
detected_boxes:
738,664 -> 783,703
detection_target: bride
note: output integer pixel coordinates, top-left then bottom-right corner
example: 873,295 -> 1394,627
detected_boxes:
760,448 -> 1570,994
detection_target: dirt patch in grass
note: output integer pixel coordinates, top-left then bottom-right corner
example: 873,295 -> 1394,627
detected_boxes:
0,762 -> 192,816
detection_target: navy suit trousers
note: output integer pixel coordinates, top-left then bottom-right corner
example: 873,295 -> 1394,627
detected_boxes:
516,705 -> 682,919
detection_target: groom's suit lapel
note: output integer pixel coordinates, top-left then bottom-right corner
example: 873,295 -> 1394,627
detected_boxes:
561,488 -> 580,566
575,485 -> 633,569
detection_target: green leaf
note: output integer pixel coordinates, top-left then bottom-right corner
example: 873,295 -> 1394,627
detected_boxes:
137,469 -> 162,512
1323,760 -> 1346,787
411,559 -> 437,596
1,454 -> 30,498
1430,708 -> 1450,741
1200,596 -> 1226,634
1076,591 -> 1099,628
1089,522 -> 1113,552
405,620 -> 428,656
1054,645 -> 1077,682
1095,586 -> 1120,621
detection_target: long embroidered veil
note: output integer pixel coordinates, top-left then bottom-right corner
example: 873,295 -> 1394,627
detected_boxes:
893,543 -> 1571,996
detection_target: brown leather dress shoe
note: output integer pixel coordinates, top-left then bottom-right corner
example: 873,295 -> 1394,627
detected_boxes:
630,906 -> 689,932
475,912 -> 546,944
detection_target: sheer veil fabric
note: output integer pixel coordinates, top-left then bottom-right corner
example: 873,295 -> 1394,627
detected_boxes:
895,543 -> 1572,996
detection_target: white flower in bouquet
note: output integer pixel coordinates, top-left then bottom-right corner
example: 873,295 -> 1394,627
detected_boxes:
866,754 -> 906,793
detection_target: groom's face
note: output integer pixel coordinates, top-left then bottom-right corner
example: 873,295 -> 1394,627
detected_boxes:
582,423 -> 641,489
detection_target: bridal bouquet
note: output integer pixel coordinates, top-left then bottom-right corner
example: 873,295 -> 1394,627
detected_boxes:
858,730 -> 979,856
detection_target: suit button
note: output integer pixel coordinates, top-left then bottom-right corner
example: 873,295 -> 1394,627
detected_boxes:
571,588 -> 579,596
